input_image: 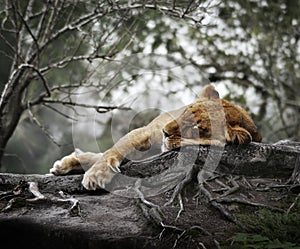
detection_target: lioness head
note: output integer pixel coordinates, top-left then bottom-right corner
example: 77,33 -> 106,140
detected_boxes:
162,85 -> 226,151
162,100 -> 226,150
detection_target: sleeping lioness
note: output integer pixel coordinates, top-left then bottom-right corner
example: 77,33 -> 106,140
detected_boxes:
50,85 -> 262,190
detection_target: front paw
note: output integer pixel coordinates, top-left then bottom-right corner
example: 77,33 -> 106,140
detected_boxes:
81,161 -> 118,190
50,156 -> 81,175
50,150 -> 84,175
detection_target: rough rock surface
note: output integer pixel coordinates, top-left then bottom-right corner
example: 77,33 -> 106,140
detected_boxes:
0,142 -> 299,248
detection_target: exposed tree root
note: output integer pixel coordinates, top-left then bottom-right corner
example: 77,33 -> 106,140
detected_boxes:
57,191 -> 81,216
0,143 -> 299,248
136,163 -> 294,247
135,179 -> 161,209
136,181 -> 214,246
175,194 -> 184,221
1,180 -> 31,212
135,167 -> 225,248
164,164 -> 196,207
197,182 -> 245,229
27,182 -> 46,201
219,176 -> 240,197
0,180 -> 80,216
215,197 -> 285,213
160,163 -> 245,228
172,225 -> 213,249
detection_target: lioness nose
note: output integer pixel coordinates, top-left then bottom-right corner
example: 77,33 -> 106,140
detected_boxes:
162,129 -> 170,137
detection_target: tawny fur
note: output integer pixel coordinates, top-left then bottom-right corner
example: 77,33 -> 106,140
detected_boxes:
50,85 -> 262,190
50,149 -> 102,175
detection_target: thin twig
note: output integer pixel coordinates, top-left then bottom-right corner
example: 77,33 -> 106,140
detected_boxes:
42,0 -> 58,43
182,0 -> 195,18
41,99 -> 131,113
27,103 -> 62,147
15,8 -> 40,53
43,103 -> 78,121
35,0 -> 50,42
40,53 -> 114,74
49,82 -> 105,92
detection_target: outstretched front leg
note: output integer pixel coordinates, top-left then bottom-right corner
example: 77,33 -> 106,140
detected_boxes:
82,127 -> 154,190
50,149 -> 101,175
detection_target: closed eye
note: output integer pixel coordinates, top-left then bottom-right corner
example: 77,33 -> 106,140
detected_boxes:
162,129 -> 170,137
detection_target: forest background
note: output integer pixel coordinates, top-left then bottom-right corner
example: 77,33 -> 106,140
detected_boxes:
0,0 -> 299,174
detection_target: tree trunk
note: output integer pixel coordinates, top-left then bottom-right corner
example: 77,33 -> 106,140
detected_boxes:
0,75 -> 27,167
0,98 -> 24,167
0,142 -> 299,248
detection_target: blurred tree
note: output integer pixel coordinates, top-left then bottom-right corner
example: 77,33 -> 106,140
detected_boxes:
2,0 -> 298,173
181,0 -> 300,141
0,0 -> 210,170
110,0 -> 300,142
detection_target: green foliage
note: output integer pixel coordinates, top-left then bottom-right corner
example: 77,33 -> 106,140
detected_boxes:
230,233 -> 300,249
238,208 -> 300,245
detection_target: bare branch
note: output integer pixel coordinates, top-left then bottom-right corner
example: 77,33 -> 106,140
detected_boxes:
182,0 -> 196,18
35,1 -> 51,43
40,99 -> 131,113
1,0 -> 15,31
27,8 -> 47,21
36,11 -> 102,57
40,53 -> 114,74
23,64 -> 51,97
25,0 -> 35,18
29,2 -> 206,65
43,81 -> 106,99
41,0 -> 62,43
65,0 -> 79,25
11,1 -> 25,64
131,3 -> 205,24
49,82 -> 105,92
15,7 -> 40,54
0,0 -> 212,165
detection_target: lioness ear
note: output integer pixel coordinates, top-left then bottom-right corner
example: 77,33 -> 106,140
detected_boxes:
198,84 -> 220,100
74,148 -> 84,155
